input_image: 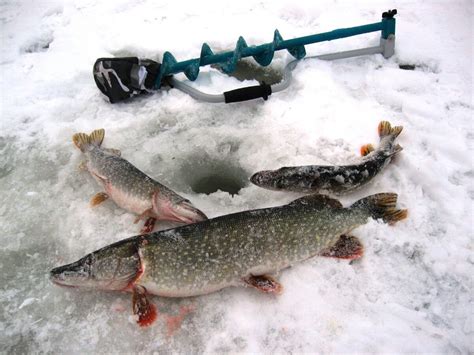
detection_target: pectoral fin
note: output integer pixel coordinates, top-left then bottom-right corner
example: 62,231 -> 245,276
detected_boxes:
90,171 -> 108,185
134,208 -> 155,224
90,192 -> 109,207
243,275 -> 283,294
132,285 -> 157,327
140,217 -> 157,234
134,209 -> 157,234
320,234 -> 364,260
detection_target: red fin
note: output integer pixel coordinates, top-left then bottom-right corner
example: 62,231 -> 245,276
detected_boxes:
140,217 -> 157,234
320,234 -> 364,260
132,285 -> 158,327
360,143 -> 375,157
137,303 -> 157,327
243,275 -> 283,294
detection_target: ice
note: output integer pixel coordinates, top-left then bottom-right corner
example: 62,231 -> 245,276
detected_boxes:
1,0 -> 472,353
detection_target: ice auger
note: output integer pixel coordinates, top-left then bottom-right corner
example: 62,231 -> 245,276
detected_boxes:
93,9 -> 397,104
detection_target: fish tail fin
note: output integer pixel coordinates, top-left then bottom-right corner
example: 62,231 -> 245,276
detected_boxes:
378,121 -> 403,156
72,129 -> 105,152
351,193 -> 408,225
378,121 -> 403,139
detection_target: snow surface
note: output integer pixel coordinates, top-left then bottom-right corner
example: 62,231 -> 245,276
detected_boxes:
1,0 -> 472,353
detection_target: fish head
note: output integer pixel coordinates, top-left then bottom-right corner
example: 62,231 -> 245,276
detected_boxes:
251,167 -> 324,192
250,170 -> 279,190
152,192 -> 208,225
171,200 -> 208,224
250,168 -> 298,190
50,241 -> 142,290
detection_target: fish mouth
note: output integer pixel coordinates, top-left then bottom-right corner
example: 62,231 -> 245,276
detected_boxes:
250,171 -> 270,186
49,256 -> 91,288
249,172 -> 259,185
50,277 -> 78,288
50,267 -> 79,288
176,201 -> 208,223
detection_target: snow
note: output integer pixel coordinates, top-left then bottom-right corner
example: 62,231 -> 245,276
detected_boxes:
0,0 -> 472,353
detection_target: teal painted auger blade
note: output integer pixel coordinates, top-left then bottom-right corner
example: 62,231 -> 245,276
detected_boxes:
154,10 -> 396,88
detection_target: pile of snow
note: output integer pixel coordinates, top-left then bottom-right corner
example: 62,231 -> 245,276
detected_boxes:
0,0 -> 472,353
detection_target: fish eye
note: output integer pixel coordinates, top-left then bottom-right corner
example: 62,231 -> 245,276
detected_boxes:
85,254 -> 92,265
84,254 -> 95,276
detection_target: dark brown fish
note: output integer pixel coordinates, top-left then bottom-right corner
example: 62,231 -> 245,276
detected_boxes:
250,121 -> 403,193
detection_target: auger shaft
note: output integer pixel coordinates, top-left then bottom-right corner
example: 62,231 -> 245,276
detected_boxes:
154,10 -> 396,88
164,23 -> 383,74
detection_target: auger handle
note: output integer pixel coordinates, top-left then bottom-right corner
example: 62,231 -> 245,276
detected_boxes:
223,82 -> 272,103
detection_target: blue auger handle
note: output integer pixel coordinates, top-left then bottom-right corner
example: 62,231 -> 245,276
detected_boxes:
154,9 -> 397,88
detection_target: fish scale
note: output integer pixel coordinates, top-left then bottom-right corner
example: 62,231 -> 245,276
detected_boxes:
138,200 -> 365,297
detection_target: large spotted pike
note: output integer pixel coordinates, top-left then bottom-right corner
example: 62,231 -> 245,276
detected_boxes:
250,121 -> 403,193
50,192 -> 407,327
73,129 -> 207,233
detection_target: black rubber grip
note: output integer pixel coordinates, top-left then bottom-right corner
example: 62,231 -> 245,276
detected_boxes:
224,82 -> 272,103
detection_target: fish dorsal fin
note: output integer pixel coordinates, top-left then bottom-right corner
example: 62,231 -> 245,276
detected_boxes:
103,148 -> 121,157
289,194 -> 343,209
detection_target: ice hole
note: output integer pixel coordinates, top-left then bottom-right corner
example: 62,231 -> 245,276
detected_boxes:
181,156 -> 249,196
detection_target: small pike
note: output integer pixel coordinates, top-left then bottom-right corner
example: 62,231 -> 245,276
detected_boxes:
51,192 -> 407,327
250,121 -> 403,193
73,129 -> 207,233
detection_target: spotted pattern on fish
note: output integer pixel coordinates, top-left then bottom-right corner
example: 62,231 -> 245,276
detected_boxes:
51,193 -> 407,298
